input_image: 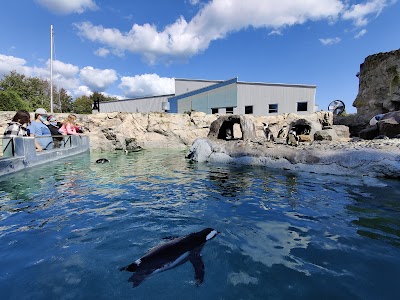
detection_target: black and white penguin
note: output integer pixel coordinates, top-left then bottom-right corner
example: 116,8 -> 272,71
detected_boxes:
262,123 -> 274,142
225,127 -> 233,140
286,128 -> 299,146
120,228 -> 219,287
277,126 -> 288,139
96,158 -> 110,164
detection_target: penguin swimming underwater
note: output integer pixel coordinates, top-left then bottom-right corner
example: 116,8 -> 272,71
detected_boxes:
120,228 -> 219,287
262,123 -> 274,142
96,158 -> 110,164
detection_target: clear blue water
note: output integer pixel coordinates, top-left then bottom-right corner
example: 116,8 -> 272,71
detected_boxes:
1,149 -> 400,300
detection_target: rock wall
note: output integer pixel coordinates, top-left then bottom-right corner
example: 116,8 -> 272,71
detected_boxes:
353,49 -> 400,119
0,111 -> 336,151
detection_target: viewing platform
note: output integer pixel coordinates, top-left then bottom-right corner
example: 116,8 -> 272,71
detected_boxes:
0,135 -> 90,177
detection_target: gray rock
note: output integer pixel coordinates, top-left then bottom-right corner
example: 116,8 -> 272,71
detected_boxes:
186,138 -> 400,179
359,125 -> 380,140
314,129 -> 338,141
377,111 -> 400,137
333,125 -> 350,139
208,115 -> 256,141
353,49 -> 400,119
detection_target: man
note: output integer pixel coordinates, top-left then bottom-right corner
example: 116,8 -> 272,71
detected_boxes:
27,108 -> 53,151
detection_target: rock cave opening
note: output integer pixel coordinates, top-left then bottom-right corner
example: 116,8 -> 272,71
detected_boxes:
217,119 -> 243,140
292,124 -> 311,136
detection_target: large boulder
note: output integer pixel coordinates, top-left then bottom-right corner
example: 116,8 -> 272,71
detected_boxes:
314,129 -> 338,141
357,111 -> 400,139
208,114 -> 256,141
378,111 -> 400,137
353,49 -> 400,119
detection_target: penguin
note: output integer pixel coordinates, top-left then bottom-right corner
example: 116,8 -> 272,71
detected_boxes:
225,127 -> 233,140
262,123 -> 274,142
96,158 -> 110,164
120,228 -> 219,287
277,126 -> 288,139
286,128 -> 299,146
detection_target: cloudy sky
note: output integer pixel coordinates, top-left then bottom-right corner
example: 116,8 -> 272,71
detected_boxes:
0,0 -> 399,112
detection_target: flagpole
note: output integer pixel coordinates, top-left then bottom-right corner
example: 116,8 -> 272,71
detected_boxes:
50,24 -> 54,113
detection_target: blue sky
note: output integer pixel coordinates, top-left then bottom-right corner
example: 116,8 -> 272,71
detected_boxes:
0,0 -> 399,113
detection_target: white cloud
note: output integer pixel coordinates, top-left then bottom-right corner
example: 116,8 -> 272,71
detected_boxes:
79,66 -> 118,92
354,29 -> 368,38
102,92 -> 125,100
0,54 -> 28,76
74,0 -> 345,63
118,74 -> 174,98
342,0 -> 392,26
0,54 -> 123,99
50,60 -> 80,78
319,37 -> 341,45
73,85 -> 93,98
35,0 -> 98,14
95,48 -> 110,57
268,30 -> 283,36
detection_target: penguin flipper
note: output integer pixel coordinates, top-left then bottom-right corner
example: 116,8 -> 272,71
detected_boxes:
128,272 -> 149,288
189,249 -> 205,286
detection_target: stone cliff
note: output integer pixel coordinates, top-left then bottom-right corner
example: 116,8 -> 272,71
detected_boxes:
353,48 -> 400,119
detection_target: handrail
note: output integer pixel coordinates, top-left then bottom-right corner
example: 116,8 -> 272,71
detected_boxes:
1,134 -> 88,158
2,137 -> 15,156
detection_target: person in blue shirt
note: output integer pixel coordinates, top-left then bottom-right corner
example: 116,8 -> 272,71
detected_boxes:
27,108 -> 53,151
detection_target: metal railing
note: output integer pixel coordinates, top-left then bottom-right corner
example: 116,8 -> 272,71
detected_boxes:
1,135 -> 86,158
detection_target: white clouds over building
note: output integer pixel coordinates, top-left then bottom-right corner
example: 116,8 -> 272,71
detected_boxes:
119,74 -> 174,98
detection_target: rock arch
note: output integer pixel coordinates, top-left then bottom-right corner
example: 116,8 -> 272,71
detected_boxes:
208,115 -> 256,141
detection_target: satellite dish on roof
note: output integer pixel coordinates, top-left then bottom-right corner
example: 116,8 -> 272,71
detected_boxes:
328,100 -> 345,115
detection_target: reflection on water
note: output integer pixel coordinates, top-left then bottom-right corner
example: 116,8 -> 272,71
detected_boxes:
0,149 -> 400,299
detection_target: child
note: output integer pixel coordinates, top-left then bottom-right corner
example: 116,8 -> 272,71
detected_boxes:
59,114 -> 80,135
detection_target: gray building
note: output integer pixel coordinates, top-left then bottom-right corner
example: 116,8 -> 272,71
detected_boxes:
96,94 -> 173,114
97,77 -> 317,115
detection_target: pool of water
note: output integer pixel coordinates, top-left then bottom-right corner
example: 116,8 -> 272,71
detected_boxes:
1,149 -> 400,299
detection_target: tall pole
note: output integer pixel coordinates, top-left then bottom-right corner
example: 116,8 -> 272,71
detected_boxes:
50,25 -> 53,113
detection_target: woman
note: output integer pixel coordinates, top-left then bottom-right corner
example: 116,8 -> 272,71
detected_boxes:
59,114 -> 79,135
3,110 -> 31,156
3,110 -> 31,137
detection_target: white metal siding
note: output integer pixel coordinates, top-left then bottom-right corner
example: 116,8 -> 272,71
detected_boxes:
236,83 -> 316,116
98,95 -> 171,113
177,83 -> 237,113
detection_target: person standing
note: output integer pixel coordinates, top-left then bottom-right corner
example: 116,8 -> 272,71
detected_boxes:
27,108 -> 53,151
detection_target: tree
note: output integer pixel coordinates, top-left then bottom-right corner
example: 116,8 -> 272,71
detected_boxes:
0,70 -> 51,111
0,90 -> 31,111
92,91 -> 118,102
73,95 -> 93,114
55,88 -> 73,113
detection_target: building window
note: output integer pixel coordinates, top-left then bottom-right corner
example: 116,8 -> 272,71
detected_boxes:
226,107 -> 234,114
297,102 -> 308,112
269,104 -> 278,113
245,106 -> 253,114
211,108 -> 219,114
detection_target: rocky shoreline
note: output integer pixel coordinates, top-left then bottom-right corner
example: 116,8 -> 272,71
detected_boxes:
186,137 -> 400,179
1,111 -> 399,178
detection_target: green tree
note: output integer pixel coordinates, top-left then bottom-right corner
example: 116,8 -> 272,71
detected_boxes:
0,70 -> 51,111
73,95 -> 93,114
54,88 -> 73,113
92,91 -> 118,102
0,90 -> 30,111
